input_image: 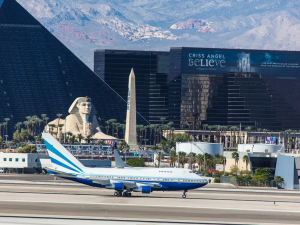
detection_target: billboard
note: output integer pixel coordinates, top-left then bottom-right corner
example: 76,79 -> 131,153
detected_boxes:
182,48 -> 300,76
266,137 -> 276,144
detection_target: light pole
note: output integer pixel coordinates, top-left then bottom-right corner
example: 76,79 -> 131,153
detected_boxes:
64,116 -> 67,143
4,135 -> 8,150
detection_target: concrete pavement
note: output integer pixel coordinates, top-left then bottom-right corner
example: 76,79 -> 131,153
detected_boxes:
0,183 -> 300,224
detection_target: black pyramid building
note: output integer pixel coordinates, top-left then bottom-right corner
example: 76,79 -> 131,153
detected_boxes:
0,0 -> 147,136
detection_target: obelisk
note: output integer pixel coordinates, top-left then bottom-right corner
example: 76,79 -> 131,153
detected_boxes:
125,68 -> 138,150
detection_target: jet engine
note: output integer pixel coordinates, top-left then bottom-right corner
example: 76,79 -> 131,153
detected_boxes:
105,182 -> 124,191
132,186 -> 151,194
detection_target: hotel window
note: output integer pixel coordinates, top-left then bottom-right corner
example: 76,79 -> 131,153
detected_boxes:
22,158 -> 25,162
9,158 -> 12,162
4,158 -> 6,161
15,158 -> 19,162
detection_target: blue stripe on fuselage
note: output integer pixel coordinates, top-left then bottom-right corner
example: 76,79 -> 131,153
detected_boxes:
57,177 -> 207,191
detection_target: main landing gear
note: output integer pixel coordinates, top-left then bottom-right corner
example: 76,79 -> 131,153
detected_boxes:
114,191 -> 132,197
182,190 -> 187,198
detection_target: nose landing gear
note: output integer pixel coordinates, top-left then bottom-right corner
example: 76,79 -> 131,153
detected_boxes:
182,190 -> 187,198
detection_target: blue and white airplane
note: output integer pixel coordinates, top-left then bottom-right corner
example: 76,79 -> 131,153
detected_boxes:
42,133 -> 208,198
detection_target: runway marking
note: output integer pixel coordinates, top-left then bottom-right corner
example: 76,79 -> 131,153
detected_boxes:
1,199 -> 300,214
202,188 -> 300,194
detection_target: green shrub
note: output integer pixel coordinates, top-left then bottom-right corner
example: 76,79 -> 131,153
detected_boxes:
214,171 -> 223,178
126,158 -> 145,167
214,177 -> 220,183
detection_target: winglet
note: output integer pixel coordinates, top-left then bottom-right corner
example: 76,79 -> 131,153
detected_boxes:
114,150 -> 130,167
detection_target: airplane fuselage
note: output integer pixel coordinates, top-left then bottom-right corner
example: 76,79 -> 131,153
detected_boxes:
54,167 -> 208,192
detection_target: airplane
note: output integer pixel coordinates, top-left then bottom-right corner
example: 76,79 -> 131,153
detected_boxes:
42,133 -> 208,198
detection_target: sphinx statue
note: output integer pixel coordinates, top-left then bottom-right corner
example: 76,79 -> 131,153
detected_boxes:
44,97 -> 116,141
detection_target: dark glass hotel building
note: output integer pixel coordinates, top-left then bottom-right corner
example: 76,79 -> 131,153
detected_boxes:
94,50 -> 169,125
96,47 -> 300,131
169,47 -> 300,130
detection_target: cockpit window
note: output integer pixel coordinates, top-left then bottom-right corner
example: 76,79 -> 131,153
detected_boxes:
189,171 -> 193,173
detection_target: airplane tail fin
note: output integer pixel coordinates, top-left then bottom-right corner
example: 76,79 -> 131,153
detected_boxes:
114,150 -> 130,168
42,133 -> 86,175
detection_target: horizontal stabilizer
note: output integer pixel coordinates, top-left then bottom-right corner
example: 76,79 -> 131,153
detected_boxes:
114,150 -> 130,168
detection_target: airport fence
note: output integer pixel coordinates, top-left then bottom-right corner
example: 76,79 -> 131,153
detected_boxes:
220,176 -> 237,186
220,175 -> 279,188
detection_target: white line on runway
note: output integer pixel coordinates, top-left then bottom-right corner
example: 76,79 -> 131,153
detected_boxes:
1,199 -> 300,214
201,188 -> 300,194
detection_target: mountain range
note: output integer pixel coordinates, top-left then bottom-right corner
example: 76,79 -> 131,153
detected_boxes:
9,0 -> 300,68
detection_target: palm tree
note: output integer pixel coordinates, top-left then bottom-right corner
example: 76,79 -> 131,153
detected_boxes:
203,124 -> 208,134
230,126 -> 238,147
232,151 -> 239,166
105,120 -> 110,135
215,153 -> 221,164
77,134 -> 83,143
204,153 -> 214,170
2,122 -> 6,138
178,151 -> 187,168
56,114 -> 63,135
85,135 -> 93,144
58,124 -> 64,143
4,118 -> 10,136
222,125 -> 229,146
188,152 -> 196,170
140,125 -> 146,146
153,124 -> 160,146
149,124 -> 155,145
66,132 -> 73,142
279,131 -> 285,145
197,154 -> 204,171
171,127 -> 175,141
37,118 -> 43,135
144,125 -> 149,146
156,151 -> 163,168
257,128 -> 262,143
0,123 -> 3,138
293,130 -> 297,151
108,119 -> 117,136
245,126 -> 252,144
136,125 -> 143,144
169,150 -> 177,167
243,155 -> 249,171
207,125 -> 213,142
219,156 -> 226,174
23,121 -> 29,131
120,124 -> 126,139
41,114 -> 47,125
160,117 -> 166,126
167,122 -> 174,140
45,117 -> 49,126
114,123 -> 120,139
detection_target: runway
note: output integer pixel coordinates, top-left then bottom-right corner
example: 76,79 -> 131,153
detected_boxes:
0,179 -> 300,225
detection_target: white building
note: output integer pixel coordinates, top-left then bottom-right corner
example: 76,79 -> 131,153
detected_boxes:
0,153 -> 48,173
176,142 -> 223,156
238,144 -> 284,153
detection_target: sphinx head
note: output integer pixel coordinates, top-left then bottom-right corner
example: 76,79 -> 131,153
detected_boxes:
77,99 -> 92,115
68,97 -> 97,124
